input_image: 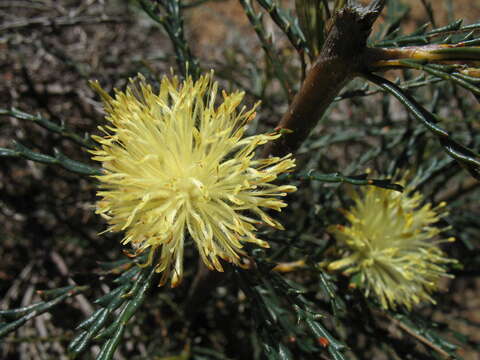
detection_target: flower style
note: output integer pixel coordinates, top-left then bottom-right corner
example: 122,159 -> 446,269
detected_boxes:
90,72 -> 296,287
327,178 -> 457,310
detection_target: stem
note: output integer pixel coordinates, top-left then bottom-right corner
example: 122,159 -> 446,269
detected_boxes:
239,0 -> 294,102
0,107 -> 94,149
139,0 -> 200,79
365,44 -> 480,70
385,313 -> 453,359
264,1 -> 385,157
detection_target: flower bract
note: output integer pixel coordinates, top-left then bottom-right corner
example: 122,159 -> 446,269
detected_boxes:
327,178 -> 457,310
90,72 -> 296,287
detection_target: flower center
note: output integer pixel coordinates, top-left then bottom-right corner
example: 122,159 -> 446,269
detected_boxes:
177,177 -> 209,201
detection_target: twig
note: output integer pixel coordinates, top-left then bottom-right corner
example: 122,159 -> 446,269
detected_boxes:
419,0 -> 436,27
139,0 -> 200,79
239,0 -> 294,102
264,1 -> 386,156
0,108 -> 94,149
0,142 -> 101,176
365,44 -> 480,72
256,0 -> 310,57
364,72 -> 480,180
0,286 -> 89,338
385,313 -> 452,359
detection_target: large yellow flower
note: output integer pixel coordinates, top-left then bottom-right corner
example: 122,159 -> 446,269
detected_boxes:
327,178 -> 457,310
90,72 -> 296,287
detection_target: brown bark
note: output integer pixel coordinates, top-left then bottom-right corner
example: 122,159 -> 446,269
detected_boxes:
264,2 -> 385,157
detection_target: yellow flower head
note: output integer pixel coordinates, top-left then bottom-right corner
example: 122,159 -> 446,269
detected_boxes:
327,178 -> 457,310
90,72 -> 296,287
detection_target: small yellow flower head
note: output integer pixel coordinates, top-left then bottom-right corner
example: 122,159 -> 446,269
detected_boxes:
90,72 -> 296,287
327,178 -> 457,310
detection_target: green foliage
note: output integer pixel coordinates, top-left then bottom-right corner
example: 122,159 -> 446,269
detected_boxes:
69,257 -> 155,359
0,286 -> 88,338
